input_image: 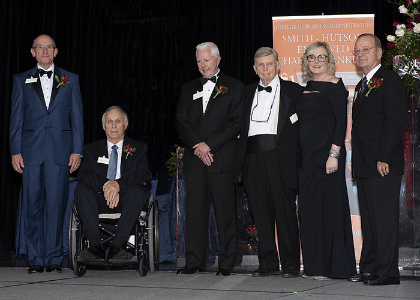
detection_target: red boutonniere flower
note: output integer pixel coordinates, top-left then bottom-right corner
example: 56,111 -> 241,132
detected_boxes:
55,74 -> 69,88
123,144 -> 136,159
213,85 -> 228,98
246,225 -> 257,236
366,77 -> 384,96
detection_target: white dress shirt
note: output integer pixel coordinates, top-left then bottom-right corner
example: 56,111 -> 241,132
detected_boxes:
202,69 -> 220,113
38,64 -> 54,109
107,139 -> 124,180
248,76 -> 281,137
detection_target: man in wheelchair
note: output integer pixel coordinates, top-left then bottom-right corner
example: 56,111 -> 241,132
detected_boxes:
74,106 -> 151,263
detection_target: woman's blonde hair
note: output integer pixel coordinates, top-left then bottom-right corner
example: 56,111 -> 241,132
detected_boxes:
301,41 -> 335,79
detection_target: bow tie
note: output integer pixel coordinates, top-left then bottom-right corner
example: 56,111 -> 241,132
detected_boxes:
38,69 -> 53,79
258,85 -> 272,93
201,76 -> 217,85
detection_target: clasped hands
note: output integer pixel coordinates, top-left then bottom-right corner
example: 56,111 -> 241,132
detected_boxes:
193,142 -> 213,166
104,180 -> 120,209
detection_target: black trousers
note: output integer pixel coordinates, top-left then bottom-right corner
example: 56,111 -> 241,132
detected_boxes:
357,176 -> 401,277
74,182 -> 148,243
243,149 -> 300,273
184,170 -> 236,270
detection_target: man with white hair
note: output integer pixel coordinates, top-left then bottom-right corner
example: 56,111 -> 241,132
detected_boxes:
176,42 -> 244,276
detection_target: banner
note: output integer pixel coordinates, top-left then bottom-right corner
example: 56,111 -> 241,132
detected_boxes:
273,14 -> 375,262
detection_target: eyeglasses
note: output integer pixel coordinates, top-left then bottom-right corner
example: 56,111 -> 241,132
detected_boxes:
32,45 -> 55,51
307,54 -> 327,62
352,47 -> 376,56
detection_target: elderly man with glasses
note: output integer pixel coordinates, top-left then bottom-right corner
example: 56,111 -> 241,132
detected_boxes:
348,33 -> 406,285
235,47 -> 303,278
9,34 -> 84,274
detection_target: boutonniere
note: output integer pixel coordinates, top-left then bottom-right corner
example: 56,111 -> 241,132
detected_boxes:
55,74 -> 69,88
213,85 -> 228,98
123,144 -> 136,159
366,77 -> 384,96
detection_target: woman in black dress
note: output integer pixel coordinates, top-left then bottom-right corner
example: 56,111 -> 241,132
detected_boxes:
297,42 -> 356,280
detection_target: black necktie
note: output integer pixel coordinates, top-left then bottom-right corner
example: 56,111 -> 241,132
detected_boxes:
201,76 -> 217,85
258,85 -> 272,93
359,77 -> 368,95
38,69 -> 53,79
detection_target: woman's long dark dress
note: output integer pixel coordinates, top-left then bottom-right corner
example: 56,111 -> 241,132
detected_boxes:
297,79 -> 356,278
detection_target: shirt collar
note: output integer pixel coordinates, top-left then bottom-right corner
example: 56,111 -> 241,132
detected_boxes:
107,139 -> 124,151
364,64 -> 381,82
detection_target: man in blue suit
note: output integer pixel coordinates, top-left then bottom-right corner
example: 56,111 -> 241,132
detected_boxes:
9,34 -> 84,274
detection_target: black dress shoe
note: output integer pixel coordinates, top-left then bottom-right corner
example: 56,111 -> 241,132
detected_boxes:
176,266 -> 204,274
46,264 -> 62,273
28,265 -> 44,274
364,276 -> 400,285
281,271 -> 299,278
80,243 -> 106,261
347,272 -> 374,282
107,245 -> 128,261
252,268 -> 280,277
216,269 -> 231,276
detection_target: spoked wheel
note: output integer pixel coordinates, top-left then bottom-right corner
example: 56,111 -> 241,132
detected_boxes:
68,207 -> 77,270
73,260 -> 87,277
153,199 -> 159,270
138,255 -> 148,277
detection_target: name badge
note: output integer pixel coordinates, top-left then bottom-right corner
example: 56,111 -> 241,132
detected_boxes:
25,76 -> 38,83
289,113 -> 298,124
193,91 -> 204,100
97,156 -> 109,165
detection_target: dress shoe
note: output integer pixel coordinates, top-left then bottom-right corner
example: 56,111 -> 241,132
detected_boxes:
46,264 -> 62,273
176,266 -> 205,274
80,243 -> 106,261
347,272 -> 374,282
252,268 -> 280,277
364,276 -> 400,285
216,269 -> 231,276
281,271 -> 299,278
107,245 -> 128,261
28,265 -> 44,274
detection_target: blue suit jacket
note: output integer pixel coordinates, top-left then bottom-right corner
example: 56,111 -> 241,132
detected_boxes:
9,65 -> 84,165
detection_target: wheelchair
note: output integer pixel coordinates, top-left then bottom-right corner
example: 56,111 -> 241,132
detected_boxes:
68,195 -> 159,277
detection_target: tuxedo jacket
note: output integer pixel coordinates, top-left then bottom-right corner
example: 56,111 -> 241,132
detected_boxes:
176,72 -> 244,173
235,78 -> 304,189
352,66 -> 407,178
77,137 -> 152,194
9,66 -> 84,165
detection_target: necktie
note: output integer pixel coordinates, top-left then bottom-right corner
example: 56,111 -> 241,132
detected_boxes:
107,145 -> 118,181
257,84 -> 272,93
201,76 -> 217,85
38,69 -> 53,79
359,77 -> 368,95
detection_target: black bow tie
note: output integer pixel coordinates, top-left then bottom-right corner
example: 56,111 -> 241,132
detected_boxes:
201,76 -> 217,85
258,85 -> 272,93
38,69 -> 53,79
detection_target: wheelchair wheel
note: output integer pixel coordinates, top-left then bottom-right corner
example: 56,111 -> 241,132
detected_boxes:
73,260 -> 87,277
138,255 -> 148,277
153,199 -> 159,269
68,206 -> 77,270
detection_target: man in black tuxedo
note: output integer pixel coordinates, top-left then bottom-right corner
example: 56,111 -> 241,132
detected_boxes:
176,42 -> 244,276
348,34 -> 406,285
235,47 -> 302,277
74,106 -> 151,262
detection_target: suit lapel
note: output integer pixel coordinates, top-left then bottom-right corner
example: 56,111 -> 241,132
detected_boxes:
29,67 -> 47,110
50,67 -> 61,107
276,90 -> 291,140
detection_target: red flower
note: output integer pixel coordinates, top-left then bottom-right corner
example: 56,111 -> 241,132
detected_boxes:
415,14 -> 420,22
407,22 -> 414,29
407,18 -> 412,23
392,20 -> 400,28
219,86 -> 227,93
213,84 -> 229,98
405,0 -> 412,3
387,42 -> 396,50
123,144 -> 136,158
55,74 -> 70,88
62,75 -> 69,84
378,80 -> 383,85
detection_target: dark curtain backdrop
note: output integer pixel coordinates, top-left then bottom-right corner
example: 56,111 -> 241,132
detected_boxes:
0,0 -> 399,251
